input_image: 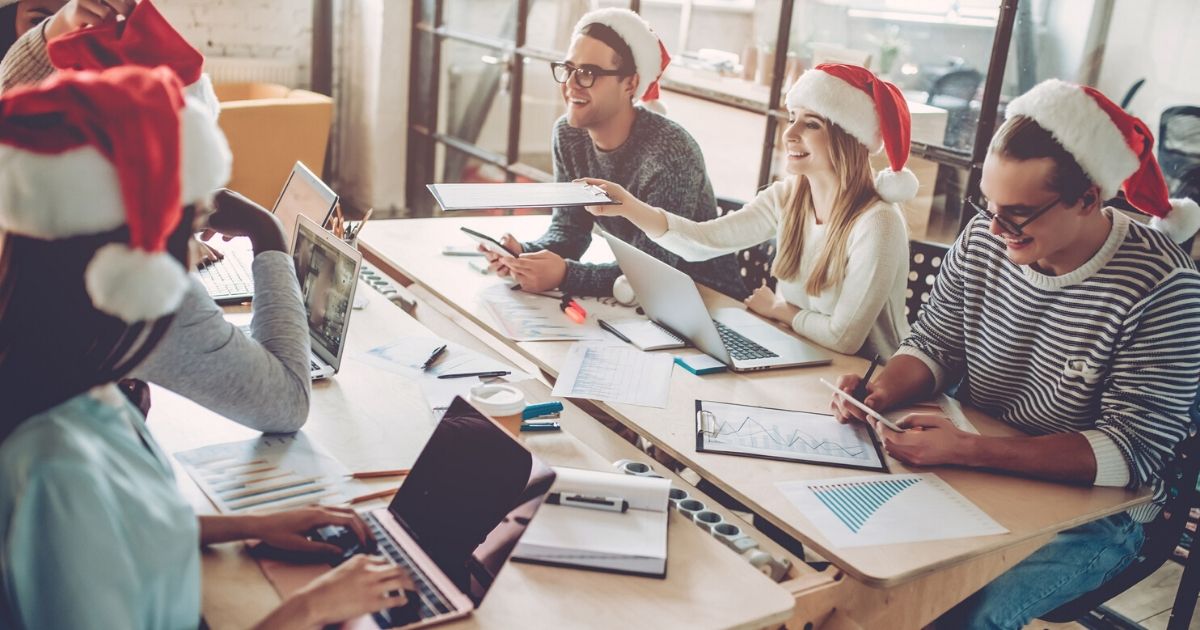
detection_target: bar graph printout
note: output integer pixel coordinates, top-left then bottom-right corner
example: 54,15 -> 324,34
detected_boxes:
777,473 -> 1009,548
695,400 -> 887,472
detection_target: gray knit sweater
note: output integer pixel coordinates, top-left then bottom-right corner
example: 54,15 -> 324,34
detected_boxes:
524,108 -> 748,299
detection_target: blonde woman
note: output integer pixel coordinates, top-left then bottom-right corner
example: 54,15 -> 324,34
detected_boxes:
584,64 -> 916,358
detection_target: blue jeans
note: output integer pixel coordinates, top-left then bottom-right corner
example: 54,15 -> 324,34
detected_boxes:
939,514 -> 1145,630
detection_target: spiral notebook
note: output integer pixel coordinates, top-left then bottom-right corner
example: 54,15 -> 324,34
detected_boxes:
598,317 -> 687,351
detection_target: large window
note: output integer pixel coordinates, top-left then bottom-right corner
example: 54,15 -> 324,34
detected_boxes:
407,0 -> 1200,257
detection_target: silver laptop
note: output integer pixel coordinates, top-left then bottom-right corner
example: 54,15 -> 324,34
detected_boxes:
601,231 -> 831,371
349,396 -> 557,629
199,161 -> 339,303
292,215 -> 361,379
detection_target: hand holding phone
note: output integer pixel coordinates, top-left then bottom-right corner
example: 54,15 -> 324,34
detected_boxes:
818,378 -> 906,432
460,227 -> 515,259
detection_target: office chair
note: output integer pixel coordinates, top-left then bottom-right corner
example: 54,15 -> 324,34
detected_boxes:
1041,423 -> 1200,629
905,240 -> 949,324
716,196 -> 778,293
927,69 -> 984,149
1159,106 -> 1200,197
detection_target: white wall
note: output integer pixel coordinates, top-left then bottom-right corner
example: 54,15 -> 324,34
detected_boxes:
1095,0 -> 1200,137
158,0 -> 314,89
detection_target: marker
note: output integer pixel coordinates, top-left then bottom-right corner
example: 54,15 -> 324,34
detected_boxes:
520,420 -> 561,432
437,370 -> 511,379
547,492 -> 629,513
559,296 -> 587,324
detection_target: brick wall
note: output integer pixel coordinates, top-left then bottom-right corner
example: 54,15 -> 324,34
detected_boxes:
158,0 -> 313,88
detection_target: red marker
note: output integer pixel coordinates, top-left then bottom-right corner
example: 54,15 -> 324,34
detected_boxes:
560,296 -> 587,324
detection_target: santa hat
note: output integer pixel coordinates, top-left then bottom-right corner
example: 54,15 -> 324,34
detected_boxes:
1006,79 -> 1200,244
573,8 -> 670,112
0,66 -> 231,322
786,64 -> 919,204
45,0 -> 220,120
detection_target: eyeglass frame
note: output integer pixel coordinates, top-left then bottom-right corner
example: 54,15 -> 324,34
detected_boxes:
967,193 -> 1063,237
549,61 -> 632,89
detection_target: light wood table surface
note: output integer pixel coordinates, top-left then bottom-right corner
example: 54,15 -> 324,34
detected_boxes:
359,216 -> 1149,602
146,280 -> 797,630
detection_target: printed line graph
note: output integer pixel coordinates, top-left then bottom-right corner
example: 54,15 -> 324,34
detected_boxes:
696,400 -> 883,470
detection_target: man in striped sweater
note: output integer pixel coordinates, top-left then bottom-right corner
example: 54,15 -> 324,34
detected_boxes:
833,80 -> 1200,629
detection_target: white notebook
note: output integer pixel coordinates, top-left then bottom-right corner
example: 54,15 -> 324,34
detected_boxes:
598,317 -> 687,351
513,467 -> 671,578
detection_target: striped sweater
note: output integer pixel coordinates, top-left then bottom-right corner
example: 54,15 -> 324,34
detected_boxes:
897,210 -> 1200,522
0,20 -> 53,93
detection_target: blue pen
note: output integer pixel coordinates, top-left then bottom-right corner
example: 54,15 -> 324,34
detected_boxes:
523,401 -> 564,420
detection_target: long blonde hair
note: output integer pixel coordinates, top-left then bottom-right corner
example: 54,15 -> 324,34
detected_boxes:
773,119 -> 881,295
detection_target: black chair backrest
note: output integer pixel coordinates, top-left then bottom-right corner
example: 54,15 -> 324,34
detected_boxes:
1160,106 -> 1200,197
1042,422 -> 1200,626
906,240 -> 949,325
716,196 -> 777,293
927,69 -> 983,107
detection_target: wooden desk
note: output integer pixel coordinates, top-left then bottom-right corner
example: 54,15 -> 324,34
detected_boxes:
359,216 -> 1148,619
146,282 -> 797,630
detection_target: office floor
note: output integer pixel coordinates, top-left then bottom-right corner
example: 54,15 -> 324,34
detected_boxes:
1023,561 -> 1198,629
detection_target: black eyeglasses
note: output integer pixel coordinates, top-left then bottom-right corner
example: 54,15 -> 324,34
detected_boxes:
550,61 -> 630,88
967,193 -> 1062,237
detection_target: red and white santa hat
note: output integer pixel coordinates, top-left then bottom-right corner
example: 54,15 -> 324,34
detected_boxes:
786,63 -> 918,204
573,8 -> 671,112
0,66 -> 231,322
45,0 -> 220,121
1006,79 -> 1200,243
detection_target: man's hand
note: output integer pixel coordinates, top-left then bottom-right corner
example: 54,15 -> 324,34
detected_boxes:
506,250 -> 568,293
480,233 -> 523,277
830,372 -> 894,426
45,0 -> 135,40
248,506 -> 373,556
880,414 -> 973,467
197,188 -> 287,255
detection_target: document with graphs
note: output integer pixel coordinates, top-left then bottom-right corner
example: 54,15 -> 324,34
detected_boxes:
695,399 -> 887,472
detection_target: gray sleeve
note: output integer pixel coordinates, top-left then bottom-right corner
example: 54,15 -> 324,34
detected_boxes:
131,251 -> 311,432
523,123 -> 595,258
0,20 -> 55,94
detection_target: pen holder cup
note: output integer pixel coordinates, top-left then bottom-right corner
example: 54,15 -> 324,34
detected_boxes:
668,487 -> 689,509
693,510 -> 724,533
677,498 -> 706,521
613,459 -> 663,478
711,522 -> 746,550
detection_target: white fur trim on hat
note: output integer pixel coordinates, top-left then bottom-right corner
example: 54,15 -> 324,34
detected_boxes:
180,95 -> 232,205
1006,79 -> 1139,200
786,70 -> 882,152
85,243 -> 188,322
185,73 -> 221,120
0,146 -> 125,238
875,167 -> 920,203
574,8 -> 661,102
1149,198 -> 1200,244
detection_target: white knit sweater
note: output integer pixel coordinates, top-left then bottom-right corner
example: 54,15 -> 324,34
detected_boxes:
652,177 -> 911,357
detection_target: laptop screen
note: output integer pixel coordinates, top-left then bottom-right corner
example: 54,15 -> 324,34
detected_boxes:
272,161 -> 338,250
292,217 -> 359,359
390,397 -> 556,605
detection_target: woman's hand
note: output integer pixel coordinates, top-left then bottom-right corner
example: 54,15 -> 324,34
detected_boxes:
249,507 -> 373,556
259,555 -> 415,629
879,414 -> 974,467
743,286 -> 798,324
575,178 -> 636,217
45,0 -> 135,40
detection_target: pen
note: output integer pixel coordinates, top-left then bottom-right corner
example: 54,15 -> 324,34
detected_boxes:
437,370 -> 511,379
520,420 -> 561,432
851,354 -> 881,401
421,344 -> 447,370
547,492 -> 629,513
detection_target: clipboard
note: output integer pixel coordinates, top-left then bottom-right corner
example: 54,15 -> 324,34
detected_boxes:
695,400 -> 888,472
427,182 -> 622,211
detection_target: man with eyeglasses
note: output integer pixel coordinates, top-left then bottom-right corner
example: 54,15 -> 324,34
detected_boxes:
831,79 -> 1200,628
481,8 -> 746,300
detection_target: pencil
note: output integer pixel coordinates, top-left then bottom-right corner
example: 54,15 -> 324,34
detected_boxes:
347,469 -> 410,479
347,488 -> 398,505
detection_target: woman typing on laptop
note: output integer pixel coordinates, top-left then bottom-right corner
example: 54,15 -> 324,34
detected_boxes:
0,67 -> 413,629
581,64 -> 913,358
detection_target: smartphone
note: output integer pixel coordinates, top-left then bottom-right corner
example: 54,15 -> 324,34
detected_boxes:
460,227 -> 514,259
818,378 -> 906,432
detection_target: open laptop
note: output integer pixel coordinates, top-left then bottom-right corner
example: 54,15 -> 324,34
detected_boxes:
347,396 -> 557,628
601,231 -> 832,371
199,161 -> 339,303
291,215 -> 361,380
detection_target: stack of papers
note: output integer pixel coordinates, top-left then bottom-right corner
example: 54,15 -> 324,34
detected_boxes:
514,467 -> 671,577
551,341 -> 674,408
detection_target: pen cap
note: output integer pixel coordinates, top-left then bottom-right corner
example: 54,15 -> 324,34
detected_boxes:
469,384 -> 526,435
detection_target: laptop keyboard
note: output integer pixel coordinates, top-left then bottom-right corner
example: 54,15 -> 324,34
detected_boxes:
712,319 -> 779,361
198,249 -> 254,299
364,512 -> 456,626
